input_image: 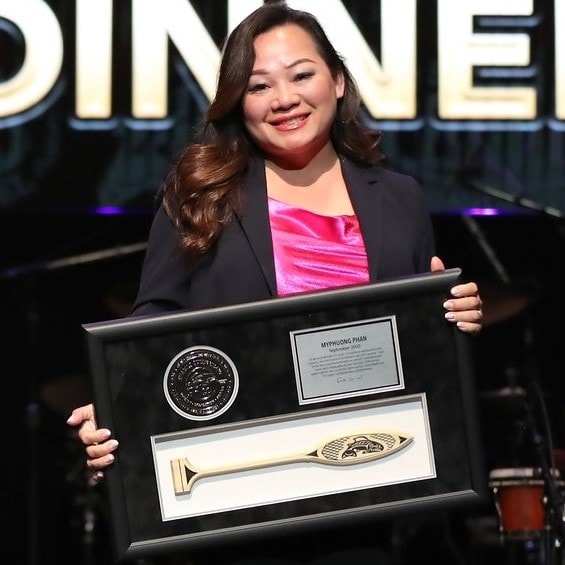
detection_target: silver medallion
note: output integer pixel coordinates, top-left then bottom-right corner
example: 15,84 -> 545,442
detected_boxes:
164,345 -> 238,420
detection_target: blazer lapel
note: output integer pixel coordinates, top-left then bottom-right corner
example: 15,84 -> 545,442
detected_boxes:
341,158 -> 384,282
236,157 -> 278,294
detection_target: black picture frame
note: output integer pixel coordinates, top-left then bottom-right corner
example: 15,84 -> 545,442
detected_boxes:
83,268 -> 487,562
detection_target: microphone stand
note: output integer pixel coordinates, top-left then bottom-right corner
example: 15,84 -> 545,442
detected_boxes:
458,174 -> 565,562
459,175 -> 565,219
0,241 -> 148,280
519,320 -> 565,564
521,377 -> 565,564
459,214 -> 510,283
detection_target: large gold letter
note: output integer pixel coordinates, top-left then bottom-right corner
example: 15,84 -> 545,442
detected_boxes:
75,0 -> 113,119
438,0 -> 536,120
132,0 -> 220,118
556,0 -> 564,120
0,1 -> 63,118
289,0 -> 417,119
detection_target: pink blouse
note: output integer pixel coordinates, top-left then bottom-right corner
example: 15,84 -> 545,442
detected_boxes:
268,197 -> 369,296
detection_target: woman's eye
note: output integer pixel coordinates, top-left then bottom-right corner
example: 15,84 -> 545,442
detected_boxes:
295,71 -> 314,82
248,83 -> 268,93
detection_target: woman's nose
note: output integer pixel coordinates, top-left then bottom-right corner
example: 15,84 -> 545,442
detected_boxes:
271,84 -> 299,110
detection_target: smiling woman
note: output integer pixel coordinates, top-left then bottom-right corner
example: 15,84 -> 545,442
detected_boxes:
2,3 -> 563,565
66,2 -> 482,564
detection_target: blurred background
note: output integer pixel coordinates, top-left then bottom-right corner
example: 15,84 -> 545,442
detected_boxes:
2,1 -> 565,564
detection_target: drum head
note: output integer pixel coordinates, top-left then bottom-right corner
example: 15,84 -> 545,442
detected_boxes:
489,467 -> 560,481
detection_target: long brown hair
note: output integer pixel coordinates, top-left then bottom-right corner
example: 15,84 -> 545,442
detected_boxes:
163,1 -> 384,258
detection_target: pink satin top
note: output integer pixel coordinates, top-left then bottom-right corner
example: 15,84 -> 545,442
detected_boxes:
268,197 -> 369,296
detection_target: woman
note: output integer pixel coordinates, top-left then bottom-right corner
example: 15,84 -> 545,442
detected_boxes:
68,2 -> 482,563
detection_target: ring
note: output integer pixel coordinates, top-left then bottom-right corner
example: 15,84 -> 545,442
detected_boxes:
91,471 -> 104,484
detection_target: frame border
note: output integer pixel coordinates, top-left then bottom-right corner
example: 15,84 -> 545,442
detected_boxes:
83,268 -> 487,561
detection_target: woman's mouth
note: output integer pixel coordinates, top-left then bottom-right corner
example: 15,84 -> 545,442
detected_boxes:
273,115 -> 308,131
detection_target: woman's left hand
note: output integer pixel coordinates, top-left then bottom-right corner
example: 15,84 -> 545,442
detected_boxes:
430,256 -> 482,335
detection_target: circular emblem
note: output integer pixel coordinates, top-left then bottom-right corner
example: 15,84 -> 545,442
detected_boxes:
163,346 -> 238,420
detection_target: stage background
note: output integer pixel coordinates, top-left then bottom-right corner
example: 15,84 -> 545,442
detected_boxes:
1,2 -> 564,564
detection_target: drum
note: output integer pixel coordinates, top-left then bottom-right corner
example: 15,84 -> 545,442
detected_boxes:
489,467 -> 559,540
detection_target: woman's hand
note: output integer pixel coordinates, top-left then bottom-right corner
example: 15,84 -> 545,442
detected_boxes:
430,256 -> 483,335
67,403 -> 119,482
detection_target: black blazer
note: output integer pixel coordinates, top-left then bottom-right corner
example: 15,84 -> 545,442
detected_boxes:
132,157 -> 436,316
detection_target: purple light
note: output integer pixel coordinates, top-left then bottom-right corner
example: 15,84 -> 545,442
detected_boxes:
464,207 -> 502,216
93,206 -> 125,215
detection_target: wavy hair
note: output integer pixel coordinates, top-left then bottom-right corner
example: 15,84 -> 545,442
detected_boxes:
162,1 -> 384,258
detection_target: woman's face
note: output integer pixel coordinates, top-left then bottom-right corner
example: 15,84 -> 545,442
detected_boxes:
242,24 -> 344,167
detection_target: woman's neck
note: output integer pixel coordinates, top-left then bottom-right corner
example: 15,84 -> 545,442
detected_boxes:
265,143 -> 340,187
265,146 -> 354,216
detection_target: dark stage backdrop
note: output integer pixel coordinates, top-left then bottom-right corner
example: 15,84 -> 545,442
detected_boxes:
0,0 -> 564,215
2,3 -> 565,564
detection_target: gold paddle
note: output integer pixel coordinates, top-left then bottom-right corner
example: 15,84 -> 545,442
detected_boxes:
171,430 -> 414,494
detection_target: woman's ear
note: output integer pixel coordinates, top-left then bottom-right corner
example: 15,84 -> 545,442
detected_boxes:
335,72 -> 345,99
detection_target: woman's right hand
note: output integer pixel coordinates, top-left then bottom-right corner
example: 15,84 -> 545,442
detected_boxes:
67,403 -> 119,481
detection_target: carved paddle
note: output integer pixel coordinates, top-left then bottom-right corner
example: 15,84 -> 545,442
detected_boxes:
171,430 -> 414,494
